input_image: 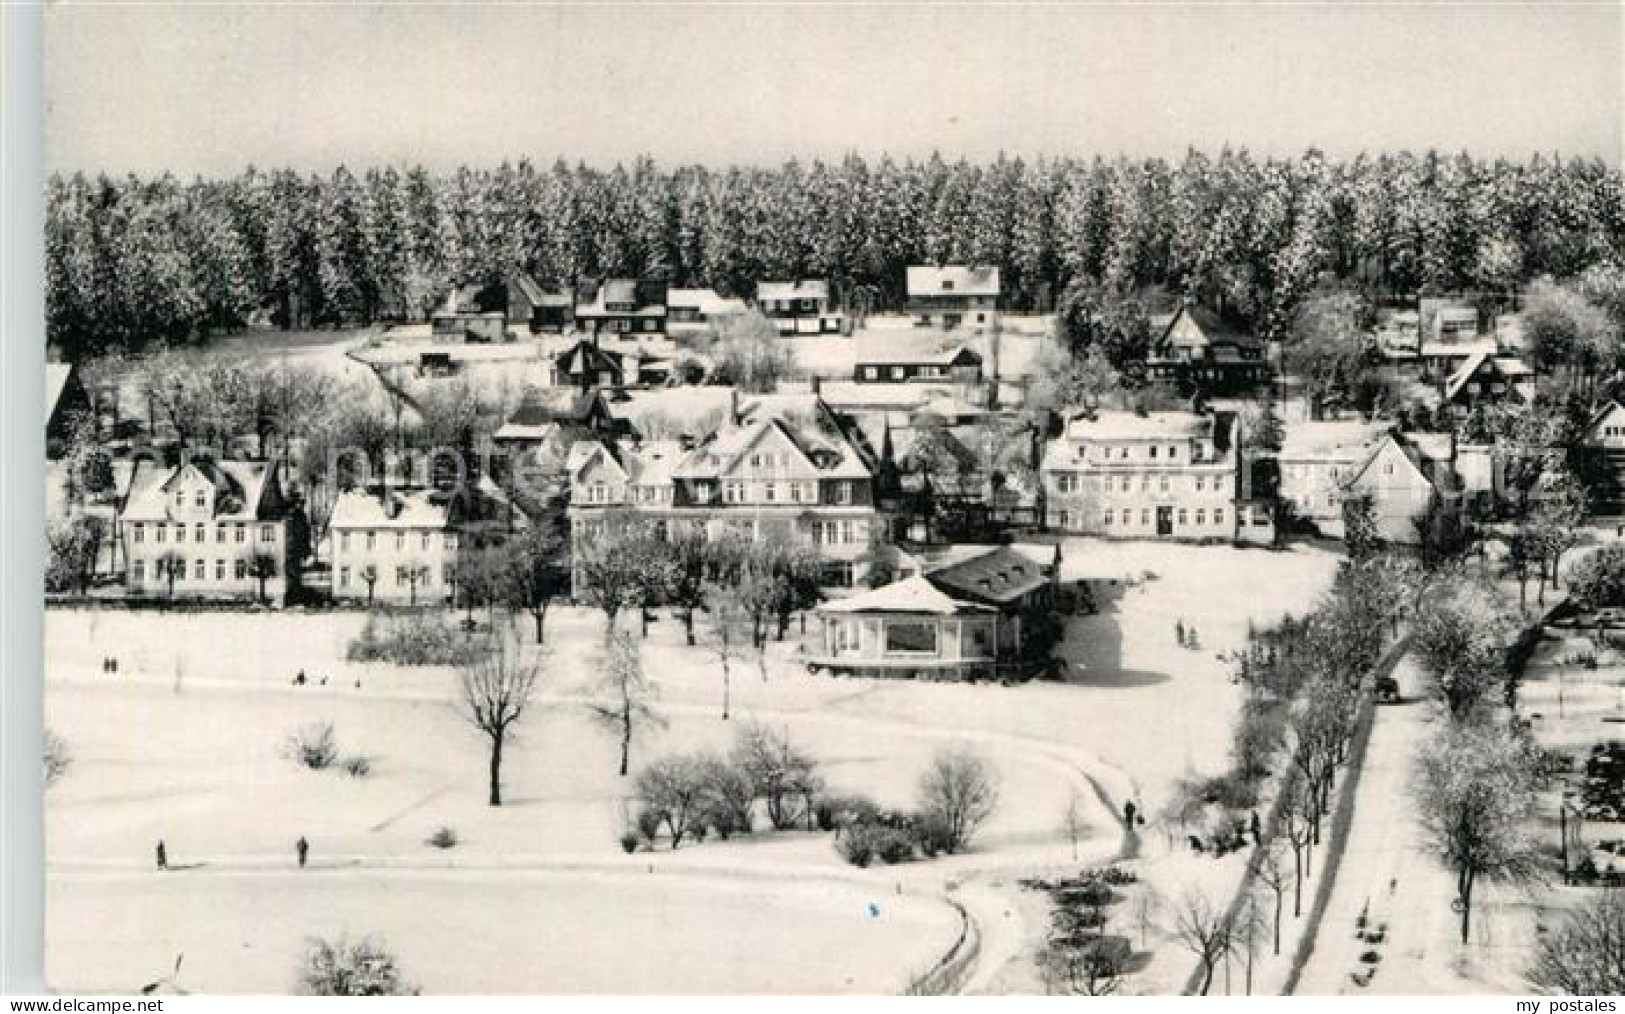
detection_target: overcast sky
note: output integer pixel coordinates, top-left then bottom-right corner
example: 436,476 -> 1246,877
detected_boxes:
45,2 -> 1624,175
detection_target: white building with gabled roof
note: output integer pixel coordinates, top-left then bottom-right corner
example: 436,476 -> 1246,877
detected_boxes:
566,390 -> 884,591
906,266 -> 1000,333
120,457 -> 294,602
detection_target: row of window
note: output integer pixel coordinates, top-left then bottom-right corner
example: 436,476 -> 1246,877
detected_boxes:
1073,443 -> 1190,462
1052,473 -> 1228,495
132,522 -> 276,545
1086,507 -> 1228,528
337,530 -> 459,552
132,556 -> 274,582
583,480 -> 856,506
338,563 -> 453,589
574,517 -> 866,547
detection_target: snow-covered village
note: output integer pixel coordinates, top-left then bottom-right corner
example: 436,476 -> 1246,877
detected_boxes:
18,1 -> 1625,1001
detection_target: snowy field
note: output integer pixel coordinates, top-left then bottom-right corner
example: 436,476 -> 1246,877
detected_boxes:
45,538 -> 1341,994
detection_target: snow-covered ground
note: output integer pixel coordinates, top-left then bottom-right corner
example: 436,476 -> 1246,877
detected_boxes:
44,538 -> 1341,994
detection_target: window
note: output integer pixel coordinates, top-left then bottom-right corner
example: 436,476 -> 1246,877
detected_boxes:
864,366 -> 879,380
339,566 -> 350,589
724,481 -> 744,504
1178,509 -> 1188,525
133,524 -> 144,544
890,366 -> 905,380
133,560 -> 147,582
1150,446 -> 1158,459
445,533 -> 458,550
1121,508 -> 1131,525
941,279 -> 955,291
235,559 -> 247,579
1103,509 -> 1114,526
1057,510 -> 1071,529
443,564 -> 454,585
1196,509 -> 1206,525
1120,448 -> 1130,460
396,566 -> 408,585
1168,446 -> 1178,459
215,526 -> 225,544
175,525 -> 186,544
1140,509 -> 1150,526
764,482 -> 776,502
1195,476 -> 1205,492
366,532 -> 377,550
1159,476 -> 1169,493
395,532 -> 405,551
195,490 -> 206,508
1215,509 -> 1225,526
175,490 -> 185,508
421,532 -> 431,551
235,525 -> 245,544
819,561 -> 855,588
340,533 -> 350,552
839,520 -> 854,544
884,620 -> 938,654
193,559 -> 205,580
195,523 -> 205,543
835,481 -> 852,505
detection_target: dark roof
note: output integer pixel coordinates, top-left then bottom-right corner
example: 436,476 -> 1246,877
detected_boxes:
512,273 -> 572,308
508,387 -> 605,427
926,545 -> 1049,607
556,339 -> 623,379
1157,304 -> 1261,350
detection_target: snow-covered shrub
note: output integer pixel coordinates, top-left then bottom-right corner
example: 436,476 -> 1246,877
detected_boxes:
298,935 -> 415,996
425,826 -> 458,849
346,614 -> 486,667
342,755 -> 372,778
286,722 -> 339,770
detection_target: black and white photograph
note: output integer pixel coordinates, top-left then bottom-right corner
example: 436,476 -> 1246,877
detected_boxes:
14,0 -> 1625,998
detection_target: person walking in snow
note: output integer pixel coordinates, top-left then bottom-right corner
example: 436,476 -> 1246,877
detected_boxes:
155,839 -> 168,871
296,836 -> 309,868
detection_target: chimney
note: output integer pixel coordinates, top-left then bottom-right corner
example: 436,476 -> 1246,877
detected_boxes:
730,388 -> 741,425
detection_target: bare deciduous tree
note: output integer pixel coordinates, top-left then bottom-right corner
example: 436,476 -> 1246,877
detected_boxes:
703,579 -> 749,720
916,745 -> 1000,854
1256,840 -> 1294,955
1173,888 -> 1233,996
458,631 -> 541,806
588,629 -> 660,777
731,722 -> 822,830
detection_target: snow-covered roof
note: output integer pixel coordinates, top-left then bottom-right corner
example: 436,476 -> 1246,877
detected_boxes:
1442,351 -> 1536,403
1063,410 -> 1212,442
1279,420 -> 1390,461
906,265 -> 1000,299
330,488 -> 452,531
669,288 -> 747,316
854,332 -> 981,366
757,280 -> 829,302
122,458 -> 281,523
819,575 -> 993,615
45,363 -> 74,421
